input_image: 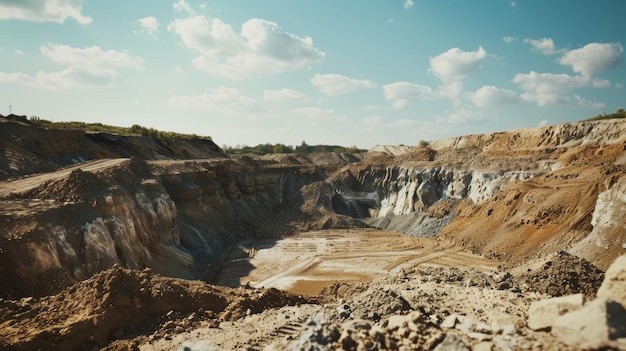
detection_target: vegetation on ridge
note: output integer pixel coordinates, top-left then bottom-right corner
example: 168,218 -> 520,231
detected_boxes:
586,108 -> 625,121
27,116 -> 212,141
222,140 -> 365,155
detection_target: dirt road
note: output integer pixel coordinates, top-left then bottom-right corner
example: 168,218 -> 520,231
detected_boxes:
0,158 -> 128,197
216,229 -> 498,296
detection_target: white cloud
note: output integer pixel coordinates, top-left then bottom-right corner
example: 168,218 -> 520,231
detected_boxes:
514,71 -> 593,94
503,36 -> 516,44
538,119 -> 549,127
510,2 -> 517,8
167,87 -> 265,117
437,81 -> 464,105
616,82 -> 624,89
0,0 -> 91,24
591,79 -> 611,88
15,50 -> 24,55
558,42 -> 623,77
290,107 -> 345,122
0,66 -> 121,90
40,44 -> 144,69
173,0 -> 195,15
392,99 -> 408,109
263,88 -> 308,102
135,17 -> 159,36
383,81 -> 434,101
524,38 -> 564,55
404,0 -> 415,10
312,74 -> 377,95
512,71 -> 610,106
168,16 -> 324,80
436,108 -> 493,124
429,46 -> 488,82
467,85 -> 520,107
0,44 -> 142,90
519,92 -> 570,106
574,94 -> 605,109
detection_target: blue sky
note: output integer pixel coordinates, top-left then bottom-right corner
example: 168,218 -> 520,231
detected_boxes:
0,1 -> 624,149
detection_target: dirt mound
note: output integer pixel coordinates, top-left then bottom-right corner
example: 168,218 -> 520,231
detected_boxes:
0,266 -> 316,351
396,146 -> 437,162
518,251 -> 605,297
23,167 -> 110,202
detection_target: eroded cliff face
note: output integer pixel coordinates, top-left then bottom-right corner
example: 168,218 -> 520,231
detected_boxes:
0,155 -> 337,298
1,118 -> 625,299
334,119 -> 626,269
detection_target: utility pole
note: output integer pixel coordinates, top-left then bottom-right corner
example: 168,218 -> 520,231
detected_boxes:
9,105 -> 12,114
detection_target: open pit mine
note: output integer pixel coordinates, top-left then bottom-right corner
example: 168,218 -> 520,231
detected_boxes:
1,114 -> 626,350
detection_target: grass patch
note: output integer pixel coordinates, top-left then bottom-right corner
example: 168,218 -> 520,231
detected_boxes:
27,117 -> 212,141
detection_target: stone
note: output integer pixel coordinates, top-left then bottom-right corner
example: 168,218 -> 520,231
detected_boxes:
385,311 -> 420,332
489,312 -> 520,334
456,317 -> 491,335
440,314 -> 459,329
473,341 -> 493,351
433,333 -> 470,351
527,293 -> 584,330
597,255 -> 626,307
552,298 -> 626,347
386,314 -> 408,331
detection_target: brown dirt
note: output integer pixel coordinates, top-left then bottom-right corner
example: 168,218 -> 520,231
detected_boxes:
517,250 -> 605,298
0,265 -> 315,351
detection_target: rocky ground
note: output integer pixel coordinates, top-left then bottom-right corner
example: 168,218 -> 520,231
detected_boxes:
2,246 -> 623,350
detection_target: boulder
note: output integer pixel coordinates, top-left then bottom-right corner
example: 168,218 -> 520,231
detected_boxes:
433,333 -> 470,351
552,298 -> 626,347
597,254 -> 626,307
527,293 -> 584,330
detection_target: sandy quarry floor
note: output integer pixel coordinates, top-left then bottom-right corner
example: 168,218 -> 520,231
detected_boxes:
215,229 -> 498,296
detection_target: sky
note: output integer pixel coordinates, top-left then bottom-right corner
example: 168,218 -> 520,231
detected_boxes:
0,1 -> 624,149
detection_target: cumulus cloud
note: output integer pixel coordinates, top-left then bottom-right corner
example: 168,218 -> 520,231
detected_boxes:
312,74 -> 377,95
40,44 -> 143,69
558,42 -> 623,77
538,119 -> 549,127
0,0 -> 91,23
0,44 -> 143,90
383,82 -> 434,101
429,46 -> 488,82
167,87 -> 265,117
135,17 -> 159,36
263,88 -> 308,102
168,16 -> 324,80
382,82 -> 435,109
404,0 -> 415,10
467,85 -> 520,107
524,38 -> 564,55
503,36 -> 516,44
173,0 -> 195,15
513,71 -> 609,106
574,94 -> 605,109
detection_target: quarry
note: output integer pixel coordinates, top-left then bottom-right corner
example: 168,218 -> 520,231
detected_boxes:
1,114 -> 626,350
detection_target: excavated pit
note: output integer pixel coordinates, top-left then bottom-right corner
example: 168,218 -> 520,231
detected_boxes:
1,116 -> 626,350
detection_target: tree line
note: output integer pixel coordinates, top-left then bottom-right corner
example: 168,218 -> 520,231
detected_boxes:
222,141 -> 365,155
